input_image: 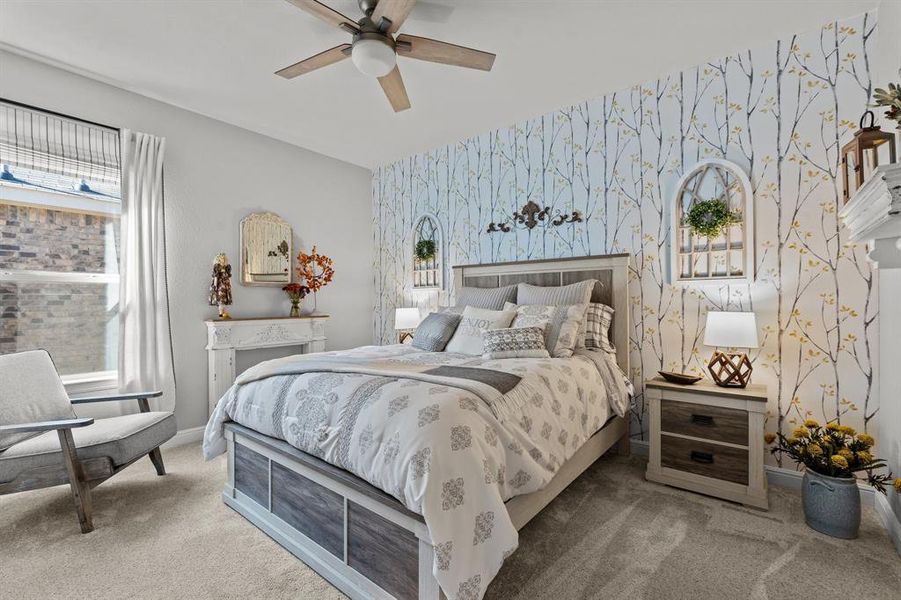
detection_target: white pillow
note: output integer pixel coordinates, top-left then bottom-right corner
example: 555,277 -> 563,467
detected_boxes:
445,306 -> 516,355
504,302 -> 588,358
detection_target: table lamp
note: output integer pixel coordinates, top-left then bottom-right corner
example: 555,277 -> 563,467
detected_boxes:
703,311 -> 759,388
394,307 -> 422,344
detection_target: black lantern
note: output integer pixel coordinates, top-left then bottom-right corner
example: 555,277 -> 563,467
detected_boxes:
841,110 -> 897,204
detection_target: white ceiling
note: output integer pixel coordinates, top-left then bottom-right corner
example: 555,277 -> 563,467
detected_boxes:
0,0 -> 880,170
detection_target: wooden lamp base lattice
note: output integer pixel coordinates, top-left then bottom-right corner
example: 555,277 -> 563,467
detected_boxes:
707,351 -> 753,388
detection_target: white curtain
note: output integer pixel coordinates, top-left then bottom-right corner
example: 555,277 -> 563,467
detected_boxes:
118,130 -> 176,413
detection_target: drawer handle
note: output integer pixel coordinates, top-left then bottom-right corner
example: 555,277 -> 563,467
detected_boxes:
690,450 -> 714,464
691,413 -> 715,426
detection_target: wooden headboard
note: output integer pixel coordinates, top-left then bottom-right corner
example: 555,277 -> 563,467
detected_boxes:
451,254 -> 631,374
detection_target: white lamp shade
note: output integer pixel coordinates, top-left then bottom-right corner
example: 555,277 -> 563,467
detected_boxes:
703,311 -> 759,349
352,38 -> 396,78
395,307 -> 422,330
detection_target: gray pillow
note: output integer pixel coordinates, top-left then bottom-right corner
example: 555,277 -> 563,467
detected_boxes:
516,279 -> 596,306
411,312 -> 462,352
0,350 -> 76,451
453,285 -> 517,310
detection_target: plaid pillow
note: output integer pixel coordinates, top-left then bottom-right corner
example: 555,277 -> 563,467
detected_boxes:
584,303 -> 616,354
482,326 -> 550,359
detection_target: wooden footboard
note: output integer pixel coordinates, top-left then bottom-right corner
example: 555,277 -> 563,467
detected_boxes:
222,416 -> 628,600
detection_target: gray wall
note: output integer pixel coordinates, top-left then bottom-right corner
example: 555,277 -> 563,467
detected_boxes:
0,49 -> 373,432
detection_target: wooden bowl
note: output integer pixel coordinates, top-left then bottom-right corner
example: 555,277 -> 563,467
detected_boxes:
658,371 -> 702,385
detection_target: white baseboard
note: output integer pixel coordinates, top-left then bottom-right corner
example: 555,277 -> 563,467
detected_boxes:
875,492 -> 901,555
162,425 -> 204,449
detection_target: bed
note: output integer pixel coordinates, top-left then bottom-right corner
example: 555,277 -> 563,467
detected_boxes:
203,254 -> 631,600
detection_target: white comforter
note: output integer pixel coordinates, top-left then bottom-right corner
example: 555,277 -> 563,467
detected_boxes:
203,345 -> 629,600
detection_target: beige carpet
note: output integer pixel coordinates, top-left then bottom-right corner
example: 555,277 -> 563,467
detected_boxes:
1,442 -> 899,600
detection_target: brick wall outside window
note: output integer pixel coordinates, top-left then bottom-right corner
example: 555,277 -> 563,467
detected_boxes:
0,203 -> 120,376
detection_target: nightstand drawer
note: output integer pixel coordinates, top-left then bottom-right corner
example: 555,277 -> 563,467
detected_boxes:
661,399 -> 748,445
661,435 -> 749,485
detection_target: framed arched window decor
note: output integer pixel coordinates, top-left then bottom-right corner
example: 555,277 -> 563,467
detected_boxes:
671,158 -> 755,284
412,214 -> 442,289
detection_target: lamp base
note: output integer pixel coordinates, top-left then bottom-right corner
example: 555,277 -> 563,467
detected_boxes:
707,351 -> 753,388
398,331 -> 414,344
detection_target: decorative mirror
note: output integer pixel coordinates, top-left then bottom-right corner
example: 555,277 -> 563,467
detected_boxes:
240,212 -> 292,285
671,159 -> 754,284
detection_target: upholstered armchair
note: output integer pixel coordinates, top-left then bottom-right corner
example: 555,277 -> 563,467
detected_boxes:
0,350 -> 176,533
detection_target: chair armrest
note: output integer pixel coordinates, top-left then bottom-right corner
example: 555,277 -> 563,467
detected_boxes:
70,391 -> 162,405
0,417 -> 94,435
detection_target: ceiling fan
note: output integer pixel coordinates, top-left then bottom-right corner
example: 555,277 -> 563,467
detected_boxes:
276,0 -> 496,112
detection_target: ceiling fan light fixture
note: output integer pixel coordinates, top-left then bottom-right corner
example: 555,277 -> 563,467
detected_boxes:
351,37 -> 396,78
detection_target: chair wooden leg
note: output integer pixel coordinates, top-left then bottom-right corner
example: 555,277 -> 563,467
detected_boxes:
57,429 -> 94,533
615,430 -> 631,456
148,447 -> 166,476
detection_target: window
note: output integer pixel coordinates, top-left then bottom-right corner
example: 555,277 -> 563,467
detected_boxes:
412,214 -> 441,289
671,159 -> 754,284
0,101 -> 121,386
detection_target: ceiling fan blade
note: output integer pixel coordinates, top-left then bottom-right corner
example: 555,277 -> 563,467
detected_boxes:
284,0 -> 359,32
377,66 -> 411,112
276,44 -> 352,78
371,0 -> 417,34
396,34 -> 495,71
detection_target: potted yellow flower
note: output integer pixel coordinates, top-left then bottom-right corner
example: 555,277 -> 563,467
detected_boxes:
765,421 -> 900,539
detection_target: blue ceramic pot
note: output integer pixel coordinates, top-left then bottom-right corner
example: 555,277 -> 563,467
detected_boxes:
802,468 -> 861,539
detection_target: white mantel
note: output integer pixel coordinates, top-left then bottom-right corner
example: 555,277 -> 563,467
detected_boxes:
205,316 -> 328,415
839,163 -> 901,268
840,160 -> 901,554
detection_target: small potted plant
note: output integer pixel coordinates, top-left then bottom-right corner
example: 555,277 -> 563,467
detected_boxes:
684,199 -> 740,239
282,282 -> 309,318
871,81 -> 900,130
765,421 -> 900,539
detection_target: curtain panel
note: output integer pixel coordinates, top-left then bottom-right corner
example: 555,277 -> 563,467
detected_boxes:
118,130 -> 176,412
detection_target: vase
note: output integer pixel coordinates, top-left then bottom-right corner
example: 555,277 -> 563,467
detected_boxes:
289,299 -> 301,318
801,468 -> 861,539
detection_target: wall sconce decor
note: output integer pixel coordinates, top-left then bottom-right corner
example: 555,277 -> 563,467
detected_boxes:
486,200 -> 582,233
841,110 -> 897,204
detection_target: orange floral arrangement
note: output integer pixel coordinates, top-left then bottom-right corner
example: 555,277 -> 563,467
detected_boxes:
296,245 -> 334,292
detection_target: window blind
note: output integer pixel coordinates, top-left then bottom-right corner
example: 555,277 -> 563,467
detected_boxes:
0,100 -> 120,185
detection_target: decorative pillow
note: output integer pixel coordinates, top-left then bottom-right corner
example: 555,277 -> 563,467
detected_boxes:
451,285 -> 517,311
516,279 -> 596,306
504,302 -> 588,358
584,302 -> 616,354
445,306 -> 516,355
482,327 -> 550,359
411,312 -> 462,352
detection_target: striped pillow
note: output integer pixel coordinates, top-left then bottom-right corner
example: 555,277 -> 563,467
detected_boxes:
450,285 -> 518,311
516,279 -> 596,306
482,327 -> 550,359
584,302 -> 616,354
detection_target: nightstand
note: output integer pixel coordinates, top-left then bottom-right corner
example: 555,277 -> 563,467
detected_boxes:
645,377 -> 768,509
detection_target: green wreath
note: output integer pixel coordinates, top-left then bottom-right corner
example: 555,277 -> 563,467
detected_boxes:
414,239 -> 437,262
684,199 -> 740,238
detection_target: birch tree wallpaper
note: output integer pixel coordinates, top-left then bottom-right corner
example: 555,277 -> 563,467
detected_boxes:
372,12 -> 880,461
